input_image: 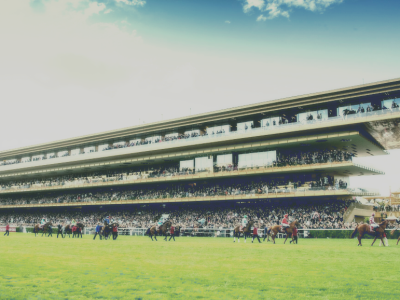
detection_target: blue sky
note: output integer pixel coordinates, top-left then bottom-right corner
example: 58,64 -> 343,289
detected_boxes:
0,0 -> 400,194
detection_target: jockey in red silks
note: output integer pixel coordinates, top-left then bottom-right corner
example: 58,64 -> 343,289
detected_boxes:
370,213 -> 379,232
281,214 -> 290,233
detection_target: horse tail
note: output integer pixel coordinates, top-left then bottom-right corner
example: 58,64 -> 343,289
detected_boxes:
267,228 -> 271,235
145,228 -> 150,236
350,225 -> 358,239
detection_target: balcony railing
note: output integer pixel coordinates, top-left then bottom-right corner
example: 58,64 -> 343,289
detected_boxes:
1,106 -> 398,169
0,161 -> 383,194
0,187 -> 377,208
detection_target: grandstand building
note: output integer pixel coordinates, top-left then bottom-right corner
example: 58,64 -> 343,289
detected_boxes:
1,77 -> 400,228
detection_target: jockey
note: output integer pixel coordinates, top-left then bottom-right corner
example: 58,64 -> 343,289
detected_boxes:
370,213 -> 379,231
40,217 -> 46,228
71,219 -> 77,227
281,214 -> 290,233
241,215 -> 248,230
104,216 -> 110,225
156,219 -> 163,231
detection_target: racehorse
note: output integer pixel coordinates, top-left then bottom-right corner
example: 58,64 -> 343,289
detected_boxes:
146,221 -> 172,241
33,222 -> 52,237
351,220 -> 389,246
101,223 -> 113,240
73,223 -> 85,238
63,224 -> 72,238
267,220 -> 299,244
233,220 -> 254,243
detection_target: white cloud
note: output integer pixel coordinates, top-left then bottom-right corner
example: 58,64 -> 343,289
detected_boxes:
104,9 -> 113,14
114,0 -> 146,6
256,14 -> 267,21
243,0 -> 265,13
243,0 -> 343,20
225,20 -> 231,24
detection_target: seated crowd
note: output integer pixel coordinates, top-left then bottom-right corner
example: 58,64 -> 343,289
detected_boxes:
0,175 -> 349,207
0,199 -> 361,230
0,149 -> 353,191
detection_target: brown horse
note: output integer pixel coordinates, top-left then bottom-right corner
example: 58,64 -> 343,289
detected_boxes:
34,222 -> 52,237
147,221 -> 172,241
233,220 -> 254,243
267,220 -> 299,244
351,220 -> 389,246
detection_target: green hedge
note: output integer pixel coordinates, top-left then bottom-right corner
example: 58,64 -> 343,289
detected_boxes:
308,230 -> 400,239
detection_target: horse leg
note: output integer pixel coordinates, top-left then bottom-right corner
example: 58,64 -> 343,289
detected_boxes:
371,236 -> 377,246
380,237 -> 385,247
397,237 -> 400,245
284,235 -> 288,244
244,233 -> 247,243
358,234 -> 362,246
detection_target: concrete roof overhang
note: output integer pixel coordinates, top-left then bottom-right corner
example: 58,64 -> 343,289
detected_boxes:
0,131 -> 385,179
1,77 -> 400,159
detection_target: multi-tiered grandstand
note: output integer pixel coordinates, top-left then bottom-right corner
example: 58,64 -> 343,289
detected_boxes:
1,78 -> 400,231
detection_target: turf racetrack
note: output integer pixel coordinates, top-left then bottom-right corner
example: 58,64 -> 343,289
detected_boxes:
0,234 -> 399,299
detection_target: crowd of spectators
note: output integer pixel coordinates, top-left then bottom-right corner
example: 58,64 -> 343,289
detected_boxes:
0,149 -> 354,192
0,175 -> 351,207
0,199 -> 368,230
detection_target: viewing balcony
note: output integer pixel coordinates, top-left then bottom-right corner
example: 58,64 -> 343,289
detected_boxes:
0,161 -> 383,195
0,186 -> 377,209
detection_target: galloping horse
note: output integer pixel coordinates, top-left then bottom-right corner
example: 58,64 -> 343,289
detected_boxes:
351,220 -> 389,246
233,220 -> 254,243
146,221 -> 172,241
267,220 -> 299,244
33,222 -> 52,237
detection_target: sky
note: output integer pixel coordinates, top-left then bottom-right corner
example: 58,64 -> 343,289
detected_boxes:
0,0 -> 399,195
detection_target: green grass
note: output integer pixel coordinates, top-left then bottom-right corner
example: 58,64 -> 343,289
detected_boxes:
0,234 -> 399,299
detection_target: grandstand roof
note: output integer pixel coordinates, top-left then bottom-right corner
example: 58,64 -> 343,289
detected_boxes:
1,77 -> 400,159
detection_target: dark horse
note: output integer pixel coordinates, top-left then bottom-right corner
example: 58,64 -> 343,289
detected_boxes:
351,220 -> 389,246
146,221 -> 172,241
267,220 -> 299,244
63,224 -> 72,238
73,223 -> 85,238
101,222 -> 113,240
233,220 -> 254,243
33,222 -> 52,237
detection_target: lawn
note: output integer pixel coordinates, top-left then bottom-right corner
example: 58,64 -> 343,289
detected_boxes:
0,233 -> 399,299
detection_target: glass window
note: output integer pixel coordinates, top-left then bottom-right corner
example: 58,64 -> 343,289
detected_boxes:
84,146 -> 95,154
46,153 -> 55,159
216,154 -> 233,167
32,154 -> 45,161
382,98 -> 400,110
261,117 -> 280,127
180,160 -> 194,170
71,148 -> 81,156
238,150 -> 276,168
57,150 -> 68,157
129,139 -> 142,145
195,156 -> 213,172
206,125 -> 230,135
98,144 -> 109,151
113,141 -> 126,147
237,121 -> 254,131
21,156 -> 31,163
145,136 -> 162,143
298,109 -> 328,122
